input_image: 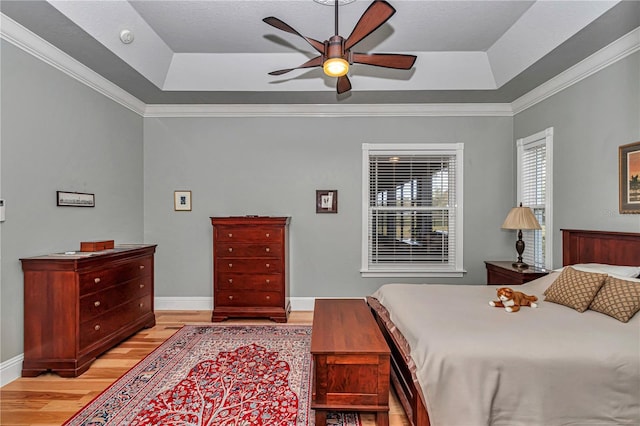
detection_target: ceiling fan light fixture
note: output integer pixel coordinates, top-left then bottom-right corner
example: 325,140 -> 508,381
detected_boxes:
323,57 -> 349,77
264,0 -> 416,93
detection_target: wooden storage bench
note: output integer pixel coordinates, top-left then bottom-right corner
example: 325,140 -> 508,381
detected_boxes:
311,299 -> 390,426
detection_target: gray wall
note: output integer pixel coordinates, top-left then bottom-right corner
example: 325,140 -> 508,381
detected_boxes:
143,116 -> 515,300
0,41 -> 145,361
514,51 -> 640,267
2,41 -> 638,366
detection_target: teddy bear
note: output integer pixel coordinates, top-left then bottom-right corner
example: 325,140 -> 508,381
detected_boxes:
489,287 -> 538,312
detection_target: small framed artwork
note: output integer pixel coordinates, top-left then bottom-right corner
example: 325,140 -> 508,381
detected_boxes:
316,190 -> 338,214
619,141 -> 640,214
174,190 -> 192,211
57,191 -> 95,207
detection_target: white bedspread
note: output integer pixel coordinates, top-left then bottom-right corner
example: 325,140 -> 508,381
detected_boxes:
372,273 -> 640,426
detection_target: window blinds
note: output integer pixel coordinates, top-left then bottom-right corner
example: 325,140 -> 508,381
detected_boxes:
520,141 -> 546,267
367,154 -> 456,268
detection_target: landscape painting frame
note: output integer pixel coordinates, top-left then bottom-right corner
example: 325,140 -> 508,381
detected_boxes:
619,141 -> 640,214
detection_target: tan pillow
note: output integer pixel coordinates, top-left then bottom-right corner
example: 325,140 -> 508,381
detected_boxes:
544,266 -> 607,312
589,276 -> 640,323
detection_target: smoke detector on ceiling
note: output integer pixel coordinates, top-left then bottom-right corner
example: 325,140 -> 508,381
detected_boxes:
119,29 -> 134,44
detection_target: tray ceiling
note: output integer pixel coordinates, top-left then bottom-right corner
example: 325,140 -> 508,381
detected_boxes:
1,0 -> 638,104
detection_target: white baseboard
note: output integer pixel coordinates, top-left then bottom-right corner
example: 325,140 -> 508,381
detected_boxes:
1,296 -> 364,387
0,353 -> 24,387
154,296 -> 363,312
154,296 -> 213,311
290,297 -> 316,311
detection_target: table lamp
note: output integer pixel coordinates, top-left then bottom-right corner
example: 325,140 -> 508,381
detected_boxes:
501,203 -> 541,269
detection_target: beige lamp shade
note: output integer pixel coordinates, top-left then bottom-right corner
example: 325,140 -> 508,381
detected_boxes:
501,204 -> 541,230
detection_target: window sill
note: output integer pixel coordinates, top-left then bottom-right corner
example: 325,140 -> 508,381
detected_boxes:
360,269 -> 466,278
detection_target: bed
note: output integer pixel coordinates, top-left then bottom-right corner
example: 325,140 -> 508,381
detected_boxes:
367,229 -> 640,426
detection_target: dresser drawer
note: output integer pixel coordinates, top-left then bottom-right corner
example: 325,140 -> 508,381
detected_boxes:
216,291 -> 283,307
216,259 -> 282,273
79,256 -> 152,295
217,273 -> 282,291
79,277 -> 152,321
79,295 -> 152,349
215,243 -> 282,258
216,226 -> 283,242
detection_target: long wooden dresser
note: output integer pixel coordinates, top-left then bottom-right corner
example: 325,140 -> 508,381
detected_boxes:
211,216 -> 290,322
20,244 -> 156,377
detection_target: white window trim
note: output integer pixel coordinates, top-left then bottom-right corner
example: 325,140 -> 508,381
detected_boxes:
361,143 -> 465,278
516,127 -> 553,269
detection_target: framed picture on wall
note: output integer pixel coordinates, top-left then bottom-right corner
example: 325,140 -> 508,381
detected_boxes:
174,190 -> 192,211
316,190 -> 338,213
57,191 -> 95,207
619,141 -> 640,214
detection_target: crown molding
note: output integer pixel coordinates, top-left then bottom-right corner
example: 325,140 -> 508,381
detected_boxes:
512,27 -> 640,115
0,13 -> 146,116
143,103 -> 513,118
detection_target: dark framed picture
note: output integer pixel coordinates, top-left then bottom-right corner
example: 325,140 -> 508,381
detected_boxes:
316,190 -> 338,213
174,190 -> 192,211
57,191 -> 95,207
619,141 -> 640,214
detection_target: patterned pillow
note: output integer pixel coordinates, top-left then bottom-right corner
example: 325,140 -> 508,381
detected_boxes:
544,266 -> 607,312
589,276 -> 640,323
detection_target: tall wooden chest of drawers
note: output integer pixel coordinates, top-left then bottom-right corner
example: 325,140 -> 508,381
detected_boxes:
211,216 -> 290,323
20,244 -> 156,377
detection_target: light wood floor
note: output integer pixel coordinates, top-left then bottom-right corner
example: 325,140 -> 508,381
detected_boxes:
1,311 -> 410,426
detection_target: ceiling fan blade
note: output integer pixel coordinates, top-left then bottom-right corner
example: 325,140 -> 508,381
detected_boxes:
263,17 -> 325,54
344,1 -> 396,51
268,56 -> 323,76
352,52 -> 417,69
336,75 -> 352,94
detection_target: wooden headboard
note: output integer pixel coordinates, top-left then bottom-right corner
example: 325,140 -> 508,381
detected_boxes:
562,229 -> 640,266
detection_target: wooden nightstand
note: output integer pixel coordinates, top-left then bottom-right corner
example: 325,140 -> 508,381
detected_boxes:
485,261 -> 549,285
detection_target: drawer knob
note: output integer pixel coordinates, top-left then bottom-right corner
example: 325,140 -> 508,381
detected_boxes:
228,263 -> 233,268
228,247 -> 233,252
266,295 -> 271,300
139,265 -> 145,270
266,279 -> 270,284
228,233 -> 233,238
140,284 -> 145,288
228,279 -> 233,284
94,301 -> 101,307
228,295 -> 234,300
266,263 -> 270,268
265,248 -> 270,253
94,277 -> 101,284
94,324 -> 101,331
139,303 -> 144,308
266,233 -> 270,237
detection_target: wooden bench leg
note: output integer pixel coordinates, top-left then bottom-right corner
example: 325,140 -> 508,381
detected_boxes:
376,411 -> 389,426
315,410 -> 326,426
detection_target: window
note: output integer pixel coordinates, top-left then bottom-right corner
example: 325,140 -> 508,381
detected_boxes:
517,128 -> 553,269
361,143 -> 464,277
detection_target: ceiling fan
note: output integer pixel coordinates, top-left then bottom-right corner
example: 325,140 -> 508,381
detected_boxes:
263,0 -> 417,94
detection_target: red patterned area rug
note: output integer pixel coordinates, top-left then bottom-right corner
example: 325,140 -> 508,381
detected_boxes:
63,325 -> 361,426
